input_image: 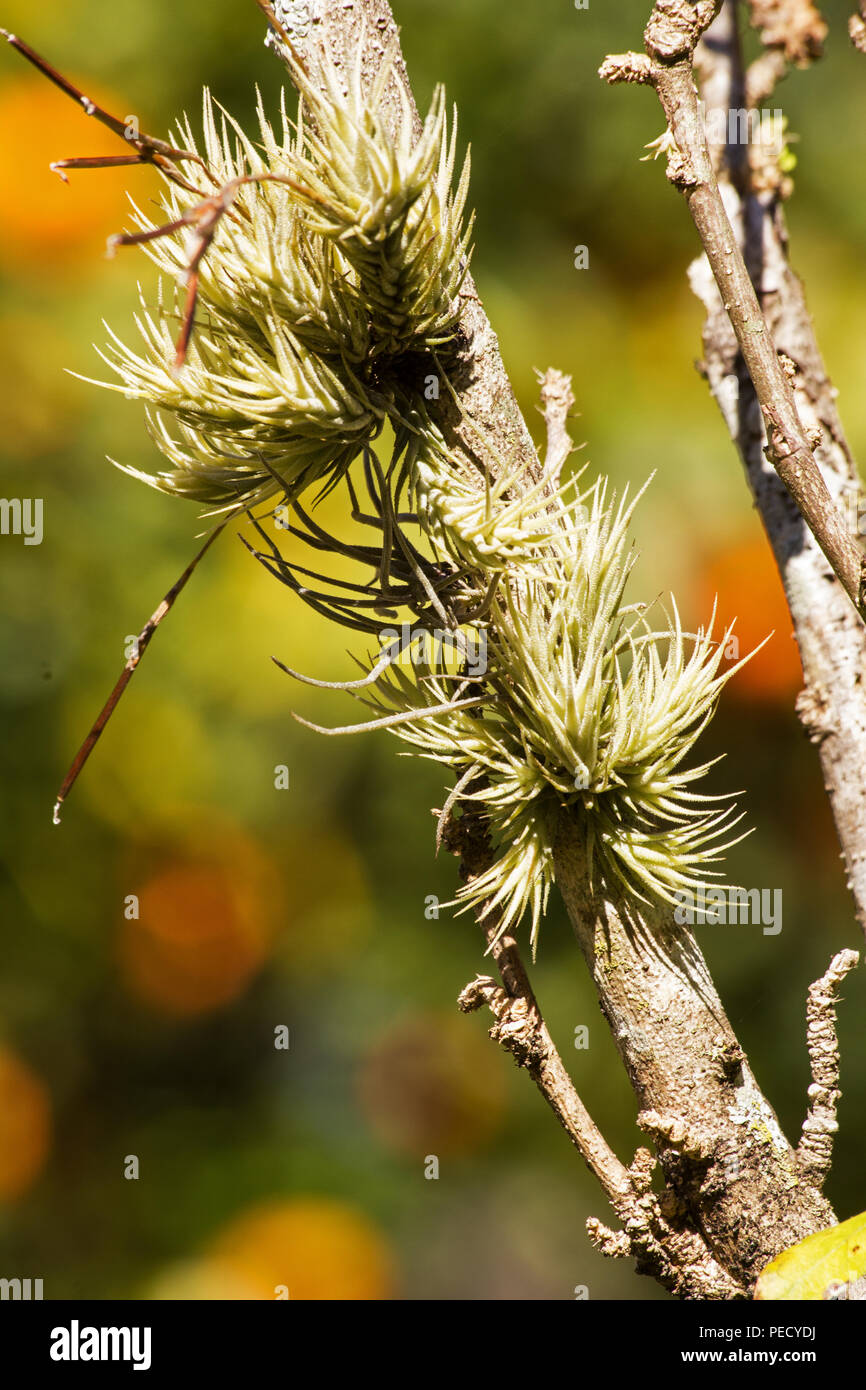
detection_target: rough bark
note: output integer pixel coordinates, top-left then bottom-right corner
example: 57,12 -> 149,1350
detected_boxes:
553,817 -> 835,1291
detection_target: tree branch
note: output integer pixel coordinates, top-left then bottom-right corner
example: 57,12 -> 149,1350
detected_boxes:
680,1 -> 866,938
849,2 -> 866,54
264,0 -> 848,1297
600,1 -> 866,624
447,803 -> 745,1299
537,367 -> 576,483
553,816 -> 835,1292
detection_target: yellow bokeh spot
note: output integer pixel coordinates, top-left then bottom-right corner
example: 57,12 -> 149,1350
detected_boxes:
0,1047 -> 51,1201
145,1259 -> 263,1301
207,1198 -> 395,1301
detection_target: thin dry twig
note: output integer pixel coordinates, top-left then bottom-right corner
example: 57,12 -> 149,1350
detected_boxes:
446,803 -> 745,1299
0,29 -> 211,195
52,522 -> 227,824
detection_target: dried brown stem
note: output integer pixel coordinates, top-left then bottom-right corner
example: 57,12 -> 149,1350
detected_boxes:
1,28 -> 210,195
52,522 -> 227,824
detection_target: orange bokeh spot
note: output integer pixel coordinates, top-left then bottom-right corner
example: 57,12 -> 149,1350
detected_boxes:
208,1198 -> 394,1301
698,535 -> 802,703
118,830 -> 281,1017
0,1047 -> 51,1201
358,1013 -> 506,1160
0,73 -> 154,266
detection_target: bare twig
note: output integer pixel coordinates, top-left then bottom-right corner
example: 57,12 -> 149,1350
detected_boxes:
600,2 -> 866,623
1,29 -> 211,195
458,971 -> 631,1197
797,949 -> 860,1186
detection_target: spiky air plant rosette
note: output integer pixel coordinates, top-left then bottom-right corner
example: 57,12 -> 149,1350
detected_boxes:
6,7 -> 752,956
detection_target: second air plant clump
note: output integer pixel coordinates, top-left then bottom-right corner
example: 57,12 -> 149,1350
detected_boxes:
81,33 -> 747,953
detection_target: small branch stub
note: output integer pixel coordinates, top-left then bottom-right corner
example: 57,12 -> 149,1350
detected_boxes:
798,949 -> 860,1186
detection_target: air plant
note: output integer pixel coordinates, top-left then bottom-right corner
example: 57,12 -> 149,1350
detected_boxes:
6,18 -> 751,955
332,479 -> 751,952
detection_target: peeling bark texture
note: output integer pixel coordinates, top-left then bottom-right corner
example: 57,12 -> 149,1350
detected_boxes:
553,817 -> 835,1290
688,2 -> 866,936
267,0 -> 545,493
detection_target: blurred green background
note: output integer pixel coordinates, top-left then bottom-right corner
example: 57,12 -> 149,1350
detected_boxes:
1,0 -> 865,1300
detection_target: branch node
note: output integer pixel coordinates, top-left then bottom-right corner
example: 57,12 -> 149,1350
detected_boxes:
586,1217 -> 631,1257
598,52 -> 655,86
638,1108 -> 714,1160
645,0 -> 721,63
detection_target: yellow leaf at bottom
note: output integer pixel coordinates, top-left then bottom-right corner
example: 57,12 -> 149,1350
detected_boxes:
755,1211 -> 866,1300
